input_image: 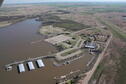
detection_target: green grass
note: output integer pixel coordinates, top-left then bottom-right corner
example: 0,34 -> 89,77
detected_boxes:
41,14 -> 90,31
77,40 -> 82,47
92,63 -> 104,80
97,17 -> 126,84
117,48 -> 126,84
61,49 -> 77,56
97,17 -> 126,41
69,40 -> 76,47
66,80 -> 73,84
53,19 -> 90,31
79,3 -> 126,14
57,43 -> 68,50
90,8 -> 126,13
0,7 -> 20,13
44,2 -> 126,9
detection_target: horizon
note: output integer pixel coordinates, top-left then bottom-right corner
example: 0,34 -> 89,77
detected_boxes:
3,0 -> 126,4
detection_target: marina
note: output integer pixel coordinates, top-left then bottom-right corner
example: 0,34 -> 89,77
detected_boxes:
5,55 -> 55,72
0,18 -> 96,84
0,1 -> 122,84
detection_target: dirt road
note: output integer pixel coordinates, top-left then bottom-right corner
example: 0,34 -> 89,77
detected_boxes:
80,33 -> 112,84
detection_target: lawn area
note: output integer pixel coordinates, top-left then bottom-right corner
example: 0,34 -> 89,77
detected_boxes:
61,49 -> 78,56
77,40 -> 82,47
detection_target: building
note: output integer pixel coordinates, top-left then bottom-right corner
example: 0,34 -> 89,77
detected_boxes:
36,59 -> 45,68
18,63 -> 25,73
84,42 -> 96,49
27,61 -> 35,71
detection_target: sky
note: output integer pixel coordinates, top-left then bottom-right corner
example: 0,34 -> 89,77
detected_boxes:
4,0 -> 126,4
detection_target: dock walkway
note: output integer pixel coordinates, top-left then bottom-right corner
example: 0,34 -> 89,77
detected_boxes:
5,54 -> 56,69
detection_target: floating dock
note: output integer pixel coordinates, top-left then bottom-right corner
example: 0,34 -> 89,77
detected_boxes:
5,54 -> 55,73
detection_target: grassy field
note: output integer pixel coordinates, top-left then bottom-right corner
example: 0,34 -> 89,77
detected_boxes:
91,63 -> 105,80
61,49 -> 78,56
96,17 -> 126,84
41,14 -> 90,31
46,2 -> 126,8
97,17 -> 126,41
117,47 -> 126,84
89,8 -> 126,14
53,19 -> 90,31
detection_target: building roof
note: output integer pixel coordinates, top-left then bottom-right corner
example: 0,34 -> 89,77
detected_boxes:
27,62 -> 35,70
18,63 -> 25,73
36,59 -> 45,68
85,42 -> 96,49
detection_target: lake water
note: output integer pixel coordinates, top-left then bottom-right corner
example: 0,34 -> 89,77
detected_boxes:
0,19 -> 92,84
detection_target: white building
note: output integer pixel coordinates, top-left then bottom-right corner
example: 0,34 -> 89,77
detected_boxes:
27,61 -> 35,71
18,63 -> 25,73
85,42 -> 96,49
36,59 -> 45,68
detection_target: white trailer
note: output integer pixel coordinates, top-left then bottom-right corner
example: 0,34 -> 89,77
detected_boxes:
27,61 -> 35,71
18,63 -> 25,73
36,59 -> 45,68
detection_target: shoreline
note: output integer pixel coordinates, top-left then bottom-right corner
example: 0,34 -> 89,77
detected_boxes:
0,21 -> 12,28
0,15 -> 40,28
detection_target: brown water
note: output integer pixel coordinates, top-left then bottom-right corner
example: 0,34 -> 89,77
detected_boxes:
0,19 -> 92,84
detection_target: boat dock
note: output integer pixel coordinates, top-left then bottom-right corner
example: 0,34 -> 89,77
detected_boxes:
5,54 -> 56,72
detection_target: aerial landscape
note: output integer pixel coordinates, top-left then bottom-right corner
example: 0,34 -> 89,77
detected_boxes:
0,0 -> 126,84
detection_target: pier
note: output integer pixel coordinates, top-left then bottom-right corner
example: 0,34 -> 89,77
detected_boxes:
5,54 -> 56,71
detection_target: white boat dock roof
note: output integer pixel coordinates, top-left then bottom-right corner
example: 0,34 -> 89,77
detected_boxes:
27,61 -> 35,70
18,64 -> 25,73
36,59 -> 45,68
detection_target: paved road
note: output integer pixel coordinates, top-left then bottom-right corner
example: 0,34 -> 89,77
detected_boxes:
56,36 -> 83,60
80,33 -> 112,84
